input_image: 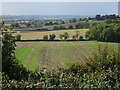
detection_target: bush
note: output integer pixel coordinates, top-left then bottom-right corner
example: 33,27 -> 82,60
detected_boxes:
15,34 -> 21,41
49,34 -> 56,41
68,25 -> 73,29
43,35 -> 48,40
59,25 -> 66,30
72,35 -> 76,40
63,32 -> 69,40
79,36 -> 84,41
53,26 -> 59,30
85,23 -> 120,43
85,45 -> 120,72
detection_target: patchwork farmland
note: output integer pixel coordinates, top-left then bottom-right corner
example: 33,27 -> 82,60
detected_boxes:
16,41 -> 119,71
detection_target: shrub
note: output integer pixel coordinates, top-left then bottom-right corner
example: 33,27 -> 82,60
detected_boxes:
63,32 -> 69,40
53,26 -> 59,30
72,35 -> 76,40
68,25 -> 73,29
15,34 -> 21,41
43,35 -> 48,40
49,34 -> 56,41
79,36 -> 84,41
59,34 -> 64,40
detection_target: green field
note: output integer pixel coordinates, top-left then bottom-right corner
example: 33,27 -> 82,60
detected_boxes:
15,41 -> 119,71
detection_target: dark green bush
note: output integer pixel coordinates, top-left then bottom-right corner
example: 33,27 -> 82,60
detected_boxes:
43,35 -> 48,40
15,34 -> 21,41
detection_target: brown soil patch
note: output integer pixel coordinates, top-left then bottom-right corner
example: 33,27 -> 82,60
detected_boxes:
16,41 -> 99,47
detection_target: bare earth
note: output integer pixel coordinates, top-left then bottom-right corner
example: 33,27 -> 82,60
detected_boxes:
16,41 -> 102,47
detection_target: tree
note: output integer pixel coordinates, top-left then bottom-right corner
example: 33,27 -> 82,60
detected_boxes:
61,21 -> 65,24
75,25 -> 79,29
79,36 -> 84,41
53,26 -> 59,30
59,34 -> 63,40
43,35 -> 48,40
2,22 -> 30,80
85,23 -> 120,43
105,19 -> 112,24
72,35 -> 76,40
49,34 -> 56,41
59,25 -> 66,30
72,18 -> 76,22
75,31 -> 80,40
68,25 -> 73,29
53,22 -> 58,25
63,32 -> 69,40
11,23 -> 20,28
95,15 -> 101,21
15,34 -> 21,41
26,23 -> 31,27
69,18 -> 76,23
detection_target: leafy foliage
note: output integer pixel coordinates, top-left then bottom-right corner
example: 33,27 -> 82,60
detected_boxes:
49,34 -> 56,41
43,35 -> 48,40
15,34 -> 21,41
85,23 -> 120,42
2,24 -> 32,80
2,44 -> 120,89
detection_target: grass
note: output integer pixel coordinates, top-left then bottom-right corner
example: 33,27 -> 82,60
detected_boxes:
15,41 -> 119,71
16,47 -> 33,64
13,29 -> 88,40
27,47 -> 43,71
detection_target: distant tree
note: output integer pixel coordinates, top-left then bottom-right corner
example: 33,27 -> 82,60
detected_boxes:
11,23 -> 20,28
75,31 -> 80,40
49,21 -> 53,25
59,34 -> 64,40
45,21 -> 53,26
26,23 -> 31,27
53,26 -> 59,30
53,22 -> 58,25
75,25 -> 79,29
88,17 -> 92,20
79,18 -> 82,21
59,25 -> 66,30
15,34 -> 21,41
85,23 -> 120,42
49,34 -> 56,41
43,35 -> 48,40
72,18 -> 76,22
95,15 -> 101,21
72,35 -> 76,40
69,20 -> 72,23
69,18 -> 76,23
79,36 -> 84,41
63,32 -> 69,40
105,19 -> 112,24
68,25 -> 73,29
61,21 -> 65,24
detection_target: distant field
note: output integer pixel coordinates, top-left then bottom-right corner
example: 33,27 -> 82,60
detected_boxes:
16,41 -> 119,71
13,29 -> 88,40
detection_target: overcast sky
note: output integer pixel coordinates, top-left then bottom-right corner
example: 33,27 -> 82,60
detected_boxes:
1,2 -> 119,15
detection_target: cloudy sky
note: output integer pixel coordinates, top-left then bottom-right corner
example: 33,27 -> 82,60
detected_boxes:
0,1 -> 119,15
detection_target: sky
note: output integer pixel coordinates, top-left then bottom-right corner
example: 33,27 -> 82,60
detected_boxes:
1,0 -> 120,2
1,2 -> 119,15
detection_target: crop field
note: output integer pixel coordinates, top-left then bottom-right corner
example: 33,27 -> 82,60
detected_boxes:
15,41 -> 119,71
13,29 -> 88,40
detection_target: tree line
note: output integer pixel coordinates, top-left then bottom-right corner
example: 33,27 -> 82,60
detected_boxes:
43,31 -> 84,41
85,23 -> 120,43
